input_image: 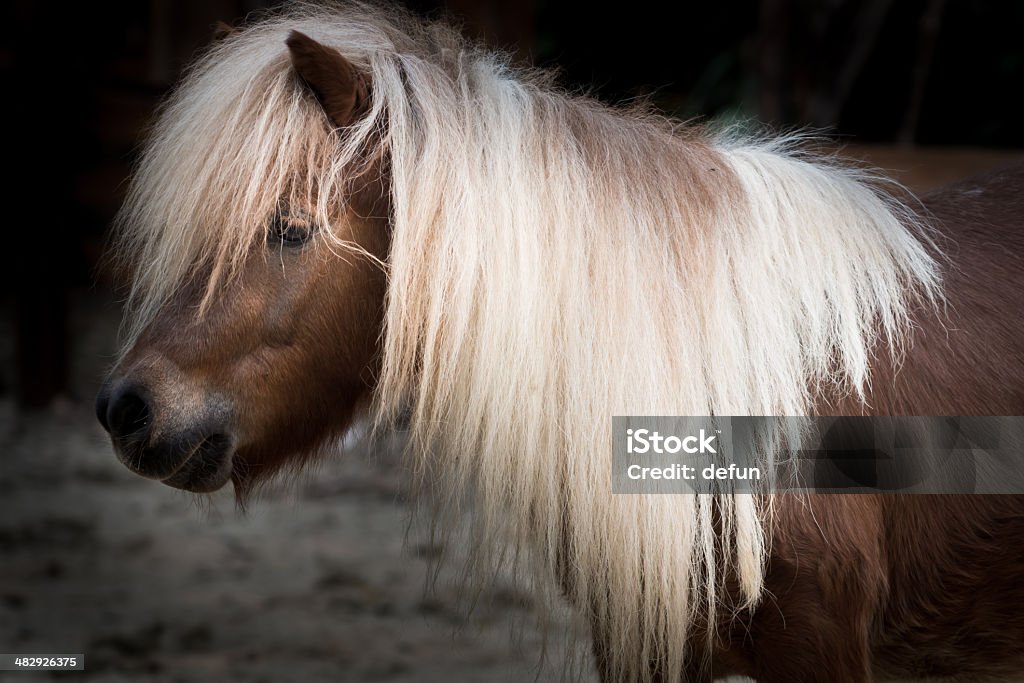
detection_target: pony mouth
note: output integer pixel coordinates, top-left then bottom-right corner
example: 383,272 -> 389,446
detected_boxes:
160,434 -> 235,493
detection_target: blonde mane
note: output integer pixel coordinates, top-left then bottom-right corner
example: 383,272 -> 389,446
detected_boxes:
116,3 -> 941,680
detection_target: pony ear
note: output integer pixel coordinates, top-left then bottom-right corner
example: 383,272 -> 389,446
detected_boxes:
286,30 -> 368,129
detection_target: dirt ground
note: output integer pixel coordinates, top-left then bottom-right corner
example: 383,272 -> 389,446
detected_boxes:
0,292 -> 590,682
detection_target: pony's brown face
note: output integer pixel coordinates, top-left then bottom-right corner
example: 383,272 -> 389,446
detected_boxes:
96,31 -> 387,495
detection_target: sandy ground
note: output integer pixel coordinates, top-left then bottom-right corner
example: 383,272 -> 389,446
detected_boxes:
0,292 -> 590,683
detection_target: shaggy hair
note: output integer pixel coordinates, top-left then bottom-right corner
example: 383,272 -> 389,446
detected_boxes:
115,3 -> 941,680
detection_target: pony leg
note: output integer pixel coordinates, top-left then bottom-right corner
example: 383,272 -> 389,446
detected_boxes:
743,620 -> 874,683
589,629 -> 721,682
734,573 -> 876,682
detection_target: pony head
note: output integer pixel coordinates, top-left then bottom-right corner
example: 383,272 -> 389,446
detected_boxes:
95,6 -> 943,680
97,20 -> 391,496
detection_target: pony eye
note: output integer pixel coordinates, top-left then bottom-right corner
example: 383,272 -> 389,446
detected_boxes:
269,211 -> 313,247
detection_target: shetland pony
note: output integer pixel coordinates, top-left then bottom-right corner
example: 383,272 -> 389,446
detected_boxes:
96,4 -> 1024,681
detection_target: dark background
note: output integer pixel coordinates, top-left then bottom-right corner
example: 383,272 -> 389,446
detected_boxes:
2,0 -> 1023,408
1,3 -> 1022,680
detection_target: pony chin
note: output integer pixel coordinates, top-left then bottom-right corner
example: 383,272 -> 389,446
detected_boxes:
229,400 -> 376,505
229,435 -> 347,505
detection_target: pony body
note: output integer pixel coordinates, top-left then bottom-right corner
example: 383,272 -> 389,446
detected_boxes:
103,5 -> 1024,682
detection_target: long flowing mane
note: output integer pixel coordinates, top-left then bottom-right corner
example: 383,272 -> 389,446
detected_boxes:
115,3 -> 942,680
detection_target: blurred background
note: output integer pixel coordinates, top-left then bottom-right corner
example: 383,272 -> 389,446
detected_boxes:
1,1 -> 1021,681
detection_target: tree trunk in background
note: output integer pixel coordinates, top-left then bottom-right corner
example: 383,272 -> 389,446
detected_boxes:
899,0 -> 946,146
758,0 -> 788,125
10,0 -> 75,408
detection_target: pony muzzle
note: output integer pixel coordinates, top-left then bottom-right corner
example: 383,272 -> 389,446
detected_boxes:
96,371 -> 236,493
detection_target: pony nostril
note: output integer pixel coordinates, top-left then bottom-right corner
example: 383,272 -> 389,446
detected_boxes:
107,388 -> 152,442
